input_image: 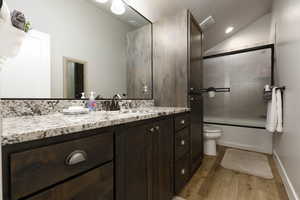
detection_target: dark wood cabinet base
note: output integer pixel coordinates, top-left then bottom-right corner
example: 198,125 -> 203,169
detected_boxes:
26,162 -> 114,200
2,112 -> 200,200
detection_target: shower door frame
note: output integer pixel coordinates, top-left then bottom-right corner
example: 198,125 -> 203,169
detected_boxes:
203,44 -> 274,129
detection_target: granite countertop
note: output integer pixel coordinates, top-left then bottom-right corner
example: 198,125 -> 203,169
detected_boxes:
2,107 -> 190,146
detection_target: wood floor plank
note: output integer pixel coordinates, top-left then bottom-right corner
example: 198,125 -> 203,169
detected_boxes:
180,146 -> 289,200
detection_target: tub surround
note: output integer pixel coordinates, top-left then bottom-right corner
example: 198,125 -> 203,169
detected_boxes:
0,99 -> 154,118
2,107 -> 189,146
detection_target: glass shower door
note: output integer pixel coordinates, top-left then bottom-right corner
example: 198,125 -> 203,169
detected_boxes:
203,48 -> 272,128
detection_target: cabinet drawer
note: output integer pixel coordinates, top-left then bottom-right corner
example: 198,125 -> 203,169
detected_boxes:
26,162 -> 114,200
11,132 -> 113,200
174,114 -> 190,131
175,128 -> 190,161
174,154 -> 190,194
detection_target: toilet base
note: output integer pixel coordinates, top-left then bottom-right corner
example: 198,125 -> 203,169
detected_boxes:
204,139 -> 217,156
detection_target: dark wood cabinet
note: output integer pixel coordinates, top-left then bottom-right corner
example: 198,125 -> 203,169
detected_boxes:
174,113 -> 192,194
153,119 -> 174,200
115,122 -> 153,200
153,8 -> 204,180
3,112 -> 193,200
190,94 -> 204,174
175,128 -> 190,161
25,162 -> 114,200
116,118 -> 174,200
189,12 -> 204,175
174,154 -> 190,193
10,132 -> 113,200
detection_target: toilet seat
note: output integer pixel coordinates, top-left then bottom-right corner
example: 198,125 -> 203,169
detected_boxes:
204,126 -> 222,138
204,125 -> 222,133
204,132 -> 222,139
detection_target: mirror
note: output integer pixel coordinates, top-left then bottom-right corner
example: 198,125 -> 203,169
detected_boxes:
1,0 -> 152,99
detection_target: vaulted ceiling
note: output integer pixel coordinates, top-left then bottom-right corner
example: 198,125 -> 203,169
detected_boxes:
125,0 -> 273,50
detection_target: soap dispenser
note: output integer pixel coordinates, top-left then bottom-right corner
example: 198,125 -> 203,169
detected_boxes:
81,92 -> 86,99
88,91 -> 97,111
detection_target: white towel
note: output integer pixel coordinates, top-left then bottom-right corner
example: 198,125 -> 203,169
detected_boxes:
266,87 -> 283,133
276,89 -> 283,132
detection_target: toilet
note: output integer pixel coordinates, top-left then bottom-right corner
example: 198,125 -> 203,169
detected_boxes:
204,125 -> 223,156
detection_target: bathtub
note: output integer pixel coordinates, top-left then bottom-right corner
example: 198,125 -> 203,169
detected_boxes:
204,116 -> 273,154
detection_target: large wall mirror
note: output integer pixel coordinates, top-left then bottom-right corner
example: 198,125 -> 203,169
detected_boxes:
2,0 -> 152,99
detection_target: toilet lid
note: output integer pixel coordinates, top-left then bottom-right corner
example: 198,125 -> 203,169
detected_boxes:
204,125 -> 222,133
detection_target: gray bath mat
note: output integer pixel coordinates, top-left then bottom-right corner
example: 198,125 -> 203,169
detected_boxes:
221,149 -> 273,179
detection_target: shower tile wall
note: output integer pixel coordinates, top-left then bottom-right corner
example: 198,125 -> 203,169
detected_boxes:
203,48 -> 272,126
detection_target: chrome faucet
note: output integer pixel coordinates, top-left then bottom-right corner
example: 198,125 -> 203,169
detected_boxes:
110,94 -> 122,111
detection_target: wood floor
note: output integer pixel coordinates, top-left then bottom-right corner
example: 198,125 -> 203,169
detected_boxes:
179,146 -> 289,200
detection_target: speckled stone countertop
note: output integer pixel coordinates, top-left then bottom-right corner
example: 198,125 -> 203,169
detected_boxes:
2,107 -> 190,146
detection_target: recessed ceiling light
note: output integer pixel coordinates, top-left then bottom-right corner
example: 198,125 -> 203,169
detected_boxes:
111,0 -> 126,15
129,20 -> 136,23
225,26 -> 234,34
95,0 -> 108,3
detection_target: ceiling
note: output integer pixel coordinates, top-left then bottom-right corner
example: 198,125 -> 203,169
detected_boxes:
125,0 -> 273,50
87,0 -> 150,29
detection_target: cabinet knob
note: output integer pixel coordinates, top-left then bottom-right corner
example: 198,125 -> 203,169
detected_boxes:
65,150 -> 87,166
181,168 -> 186,175
190,97 -> 194,101
180,120 -> 185,125
155,126 -> 160,131
149,128 -> 155,133
190,88 -> 194,91
181,140 -> 185,146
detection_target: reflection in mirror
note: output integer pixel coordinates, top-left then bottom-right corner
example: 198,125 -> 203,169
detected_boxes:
2,0 -> 152,99
63,58 -> 86,99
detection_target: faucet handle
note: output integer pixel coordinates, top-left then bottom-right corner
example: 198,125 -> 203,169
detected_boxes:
113,94 -> 122,100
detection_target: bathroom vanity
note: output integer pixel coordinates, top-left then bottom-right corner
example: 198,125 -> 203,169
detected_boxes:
1,108 -> 192,200
0,0 -> 204,199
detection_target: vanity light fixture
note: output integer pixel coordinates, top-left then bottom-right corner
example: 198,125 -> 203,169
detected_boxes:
225,26 -> 234,34
95,0 -> 108,3
111,0 -> 126,15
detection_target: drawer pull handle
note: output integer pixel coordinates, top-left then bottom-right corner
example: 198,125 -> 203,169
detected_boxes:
181,169 -> 186,175
181,140 -> 185,146
66,150 -> 88,166
180,120 -> 185,125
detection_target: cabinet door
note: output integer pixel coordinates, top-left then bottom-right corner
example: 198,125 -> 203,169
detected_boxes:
26,162 -> 113,200
115,124 -> 153,200
153,118 -> 174,200
189,13 -> 204,174
190,95 -> 204,174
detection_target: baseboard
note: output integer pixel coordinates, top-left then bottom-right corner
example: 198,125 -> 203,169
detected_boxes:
273,151 -> 299,200
218,140 -> 272,154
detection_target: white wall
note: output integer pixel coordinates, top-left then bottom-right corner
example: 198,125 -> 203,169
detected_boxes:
271,0 -> 300,199
7,0 -> 133,98
212,125 -> 273,154
205,13 -> 273,56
